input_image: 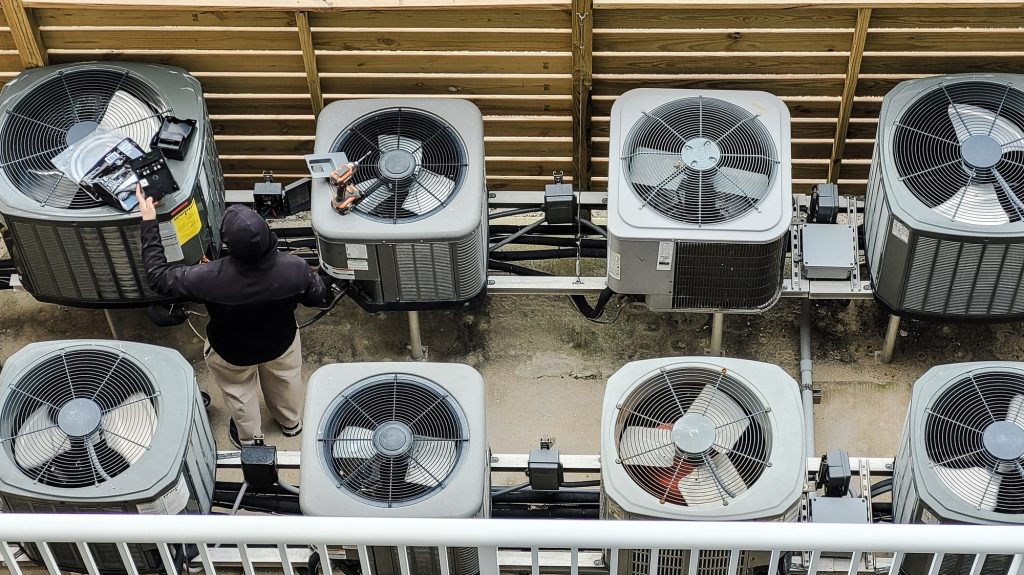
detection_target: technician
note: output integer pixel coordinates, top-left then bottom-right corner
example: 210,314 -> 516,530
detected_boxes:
136,186 -> 328,448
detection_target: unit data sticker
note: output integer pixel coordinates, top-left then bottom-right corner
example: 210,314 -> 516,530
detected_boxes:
172,200 -> 202,244
325,262 -> 356,280
656,241 -> 674,271
345,243 -> 368,259
137,475 -> 190,515
158,222 -> 185,262
608,250 -> 621,280
891,219 -> 910,243
348,259 -> 369,271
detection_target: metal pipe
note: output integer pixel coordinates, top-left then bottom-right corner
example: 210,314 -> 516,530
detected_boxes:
709,313 -> 724,356
5,515 -> 1024,554
881,314 -> 901,363
408,311 -> 425,360
489,217 -> 546,252
800,299 -> 815,459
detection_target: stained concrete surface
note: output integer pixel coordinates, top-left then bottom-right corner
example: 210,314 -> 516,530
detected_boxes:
1,287 -> 1020,472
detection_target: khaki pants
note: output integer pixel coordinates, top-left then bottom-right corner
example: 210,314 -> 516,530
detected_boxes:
205,332 -> 303,440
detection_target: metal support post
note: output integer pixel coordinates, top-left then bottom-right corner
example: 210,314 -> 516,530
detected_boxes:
710,313 -> 724,356
408,310 -> 426,360
881,314 -> 900,364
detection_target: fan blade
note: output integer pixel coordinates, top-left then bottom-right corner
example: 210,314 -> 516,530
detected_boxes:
378,135 -> 423,165
628,147 -> 686,189
686,383 -> 749,452
406,438 -> 457,487
13,405 -> 70,470
1007,394 -> 1024,428
948,103 -> 1024,151
354,180 -> 393,214
714,167 -> 770,204
934,183 -> 1009,225
101,393 -> 156,465
98,90 -> 160,151
619,426 -> 675,467
935,465 -> 1001,511
403,169 -> 456,215
678,452 -> 746,504
332,426 -> 376,459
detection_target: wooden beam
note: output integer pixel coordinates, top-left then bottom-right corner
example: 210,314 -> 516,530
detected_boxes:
2,0 -> 47,69
571,0 -> 593,191
295,11 -> 323,117
828,7 -> 871,184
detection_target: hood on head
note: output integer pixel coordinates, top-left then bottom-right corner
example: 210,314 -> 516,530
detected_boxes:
221,204 -> 277,262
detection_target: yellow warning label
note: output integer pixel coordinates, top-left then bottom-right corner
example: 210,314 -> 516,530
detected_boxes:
172,200 -> 202,244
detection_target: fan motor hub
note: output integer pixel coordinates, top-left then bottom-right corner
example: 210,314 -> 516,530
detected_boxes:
66,121 -> 100,147
57,398 -> 102,438
983,420 -> 1024,461
379,149 -> 418,181
672,413 -> 717,454
680,137 -> 721,172
961,134 -> 1003,169
373,421 -> 414,456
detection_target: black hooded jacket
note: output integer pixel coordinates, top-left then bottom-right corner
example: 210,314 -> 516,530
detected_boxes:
140,205 -> 328,366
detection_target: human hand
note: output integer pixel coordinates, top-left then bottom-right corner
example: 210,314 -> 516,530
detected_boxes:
136,184 -> 157,221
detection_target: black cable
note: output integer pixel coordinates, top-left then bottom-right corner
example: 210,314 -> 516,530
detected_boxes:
490,216 -> 546,252
298,283 -> 349,329
560,479 -> 601,488
488,260 -> 619,321
492,481 -> 530,498
488,259 -> 549,276
870,478 -> 893,499
489,248 -> 606,261
489,207 -> 544,220
576,217 -> 607,238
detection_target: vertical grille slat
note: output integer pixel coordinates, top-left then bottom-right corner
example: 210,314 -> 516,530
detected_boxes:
392,225 -> 485,304
671,235 -> 786,311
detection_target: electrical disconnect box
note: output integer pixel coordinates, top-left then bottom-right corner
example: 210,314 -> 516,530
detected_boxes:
801,224 -> 856,280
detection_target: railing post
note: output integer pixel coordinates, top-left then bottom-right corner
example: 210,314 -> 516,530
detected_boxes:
478,545 -> 500,575
571,0 -> 593,191
0,0 -> 47,69
296,11 -> 325,117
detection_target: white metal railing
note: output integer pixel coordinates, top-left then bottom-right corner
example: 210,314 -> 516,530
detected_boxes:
2,515 -> 1024,575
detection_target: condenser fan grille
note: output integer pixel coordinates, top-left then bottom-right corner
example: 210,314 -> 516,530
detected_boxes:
0,347 -> 159,488
621,96 -> 778,225
892,80 -> 1024,226
614,367 -> 771,507
332,107 -> 467,223
924,370 -> 1024,514
0,68 -> 168,209
319,376 -> 468,506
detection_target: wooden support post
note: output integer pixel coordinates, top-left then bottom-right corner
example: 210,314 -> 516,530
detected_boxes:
296,11 -> 324,117
828,7 -> 871,183
571,0 -> 593,191
1,0 -> 47,70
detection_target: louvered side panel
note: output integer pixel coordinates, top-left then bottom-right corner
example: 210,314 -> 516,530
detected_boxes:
671,235 -> 785,312
902,235 -> 936,311
394,242 -> 456,302
454,225 -> 486,300
922,239 -> 958,315
968,243 -> 1006,315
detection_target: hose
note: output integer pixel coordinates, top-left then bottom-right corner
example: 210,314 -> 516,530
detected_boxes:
492,481 -> 530,498
488,260 -> 618,320
870,478 -> 893,499
489,248 -> 606,261
298,283 -> 348,329
560,479 -> 600,488
490,217 -> 546,252
487,235 -> 606,249
576,217 -> 607,238
276,481 -> 300,495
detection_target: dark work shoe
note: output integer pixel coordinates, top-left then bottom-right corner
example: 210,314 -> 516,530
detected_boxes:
281,421 -> 302,437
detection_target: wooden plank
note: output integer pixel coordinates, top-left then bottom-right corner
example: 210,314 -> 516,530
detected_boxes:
212,115 -> 315,136
592,95 -> 842,117
592,7 -> 855,28
318,51 -> 570,74
193,72 -> 310,93
0,50 -> 25,70
860,53 -> 1024,75
34,8 -> 296,26
2,0 -> 46,68
571,0 -> 593,190
23,0 -> 574,8
48,50 -> 305,72
319,74 -> 572,95
593,30 -> 852,53
487,137 -> 573,156
295,11 -> 323,116
486,175 -> 574,191
313,29 -> 571,51
206,94 -> 314,115
870,8 -> 1024,27
592,74 -> 846,96
829,7 -> 871,183
215,136 -> 314,154
309,7 -> 572,28
855,75 -> 929,97
483,116 -> 571,137
594,52 -> 849,75
324,94 -> 572,115
866,29 -> 1024,51
40,27 -> 301,50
